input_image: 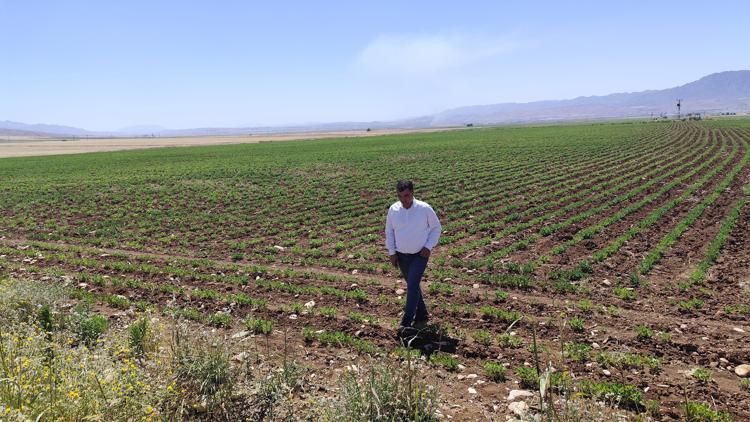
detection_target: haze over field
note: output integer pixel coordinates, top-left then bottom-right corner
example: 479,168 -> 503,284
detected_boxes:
3,71 -> 750,137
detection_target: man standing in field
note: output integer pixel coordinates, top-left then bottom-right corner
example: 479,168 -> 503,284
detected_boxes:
385,180 -> 442,334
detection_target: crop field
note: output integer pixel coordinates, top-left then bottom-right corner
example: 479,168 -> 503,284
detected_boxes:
1,120 -> 750,420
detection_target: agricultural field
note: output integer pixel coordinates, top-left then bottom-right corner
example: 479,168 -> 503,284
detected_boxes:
1,119 -> 749,420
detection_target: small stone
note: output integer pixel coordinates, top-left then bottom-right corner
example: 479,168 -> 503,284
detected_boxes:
351,269 -> 358,274
472,283 -> 479,289
396,288 -> 405,295
467,387 -> 477,394
289,314 -> 298,320
602,279 -> 611,286
733,327 -> 746,333
507,390 -> 534,401
347,254 -> 355,259
304,300 -> 316,309
232,351 -> 249,362
508,401 -> 528,416
720,358 -> 729,364
466,374 -> 478,379
592,342 -> 600,349
680,324 -> 688,329
231,330 -> 250,339
602,369 -> 611,376
458,364 -> 466,371
735,364 -> 750,377
273,245 -> 285,251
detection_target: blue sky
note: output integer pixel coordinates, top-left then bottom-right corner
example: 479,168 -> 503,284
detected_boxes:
1,1 -> 748,130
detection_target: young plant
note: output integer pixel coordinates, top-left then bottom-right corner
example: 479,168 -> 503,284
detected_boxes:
208,311 -> 232,328
429,352 -> 460,372
634,324 -> 654,340
497,333 -> 524,349
471,329 -> 493,346
484,361 -> 506,382
244,317 -> 274,335
692,367 -> 712,383
569,316 -> 585,332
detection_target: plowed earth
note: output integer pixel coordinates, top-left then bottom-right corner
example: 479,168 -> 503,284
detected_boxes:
1,120 -> 749,420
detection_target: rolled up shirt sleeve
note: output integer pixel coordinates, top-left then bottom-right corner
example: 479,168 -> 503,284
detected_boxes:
424,206 -> 442,250
385,208 -> 397,255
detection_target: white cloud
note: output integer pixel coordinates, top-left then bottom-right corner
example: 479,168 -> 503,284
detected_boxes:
354,33 -> 519,76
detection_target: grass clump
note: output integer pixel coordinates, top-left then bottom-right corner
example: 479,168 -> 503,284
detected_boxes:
578,380 -> 643,411
494,289 -> 509,302
516,366 -> 539,389
692,367 -> 712,383
348,311 -> 377,325
428,281 -> 453,295
326,365 -> 437,421
471,329 -> 493,346
683,401 -> 732,422
170,328 -> 236,413
564,342 -> 591,363
128,316 -> 160,358
569,316 -> 585,332
208,311 -> 232,328
428,352 -> 460,372
516,366 -> 570,390
497,333 -> 524,349
73,312 -> 109,345
596,351 -> 661,374
105,294 -> 131,309
679,298 -> 705,311
479,306 -> 521,322
577,299 -> 593,313
613,287 -> 637,301
634,324 -> 654,340
318,306 -> 338,319
244,317 -> 274,335
484,361 -> 507,382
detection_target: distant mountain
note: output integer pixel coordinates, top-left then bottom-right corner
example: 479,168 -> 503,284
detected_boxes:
2,71 -> 749,137
430,70 -> 750,125
0,120 -> 94,137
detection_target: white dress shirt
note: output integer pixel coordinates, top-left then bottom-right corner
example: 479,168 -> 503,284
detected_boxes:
385,199 -> 442,255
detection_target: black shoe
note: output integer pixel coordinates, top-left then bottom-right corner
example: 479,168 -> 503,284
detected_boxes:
397,325 -> 417,337
412,319 -> 428,330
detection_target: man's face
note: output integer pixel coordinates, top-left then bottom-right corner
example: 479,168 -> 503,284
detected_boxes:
398,189 -> 413,208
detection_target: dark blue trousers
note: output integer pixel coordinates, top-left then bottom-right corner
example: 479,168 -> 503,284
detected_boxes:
396,252 -> 429,327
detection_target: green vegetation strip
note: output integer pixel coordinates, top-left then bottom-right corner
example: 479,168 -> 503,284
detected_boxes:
639,135 -> 750,274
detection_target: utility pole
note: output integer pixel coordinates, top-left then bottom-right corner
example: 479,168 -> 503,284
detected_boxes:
676,99 -> 682,119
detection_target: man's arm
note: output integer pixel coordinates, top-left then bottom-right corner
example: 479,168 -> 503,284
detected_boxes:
422,206 -> 442,255
385,208 -> 398,266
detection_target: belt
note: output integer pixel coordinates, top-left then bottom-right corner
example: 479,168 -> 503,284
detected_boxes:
396,251 -> 421,256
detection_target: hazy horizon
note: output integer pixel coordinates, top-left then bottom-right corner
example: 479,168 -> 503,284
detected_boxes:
2,1 -> 749,131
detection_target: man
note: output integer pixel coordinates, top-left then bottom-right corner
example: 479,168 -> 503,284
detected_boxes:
385,180 -> 442,333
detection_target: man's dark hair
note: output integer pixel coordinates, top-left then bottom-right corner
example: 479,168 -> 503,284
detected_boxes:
396,180 -> 414,192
